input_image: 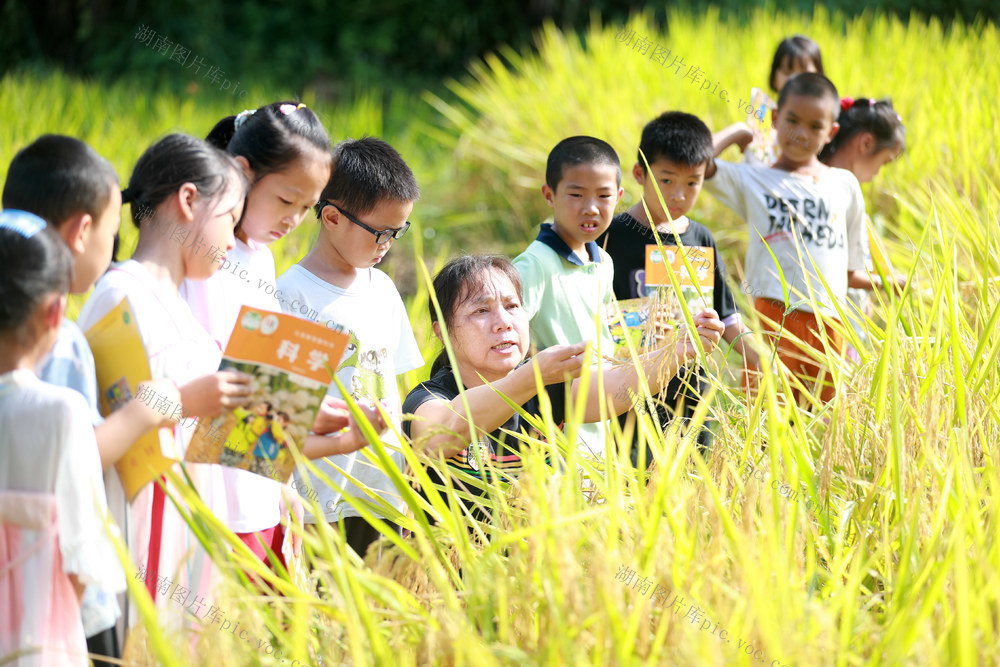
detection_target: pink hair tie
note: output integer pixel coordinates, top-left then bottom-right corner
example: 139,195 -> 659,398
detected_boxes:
840,97 -> 854,112
868,98 -> 877,106
279,103 -> 306,116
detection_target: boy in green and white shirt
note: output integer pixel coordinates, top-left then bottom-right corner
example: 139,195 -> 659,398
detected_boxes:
513,136 -> 624,458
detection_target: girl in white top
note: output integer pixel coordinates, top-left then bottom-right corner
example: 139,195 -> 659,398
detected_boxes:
818,96 -> 908,358
76,135 -> 253,641
180,102 -> 333,556
0,211 -> 124,666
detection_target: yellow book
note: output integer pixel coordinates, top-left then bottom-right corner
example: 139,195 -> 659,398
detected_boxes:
85,297 -> 176,501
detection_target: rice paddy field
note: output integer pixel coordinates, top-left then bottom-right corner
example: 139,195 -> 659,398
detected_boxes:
2,6 -> 999,666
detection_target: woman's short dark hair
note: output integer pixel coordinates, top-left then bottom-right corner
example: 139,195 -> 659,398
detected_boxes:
429,254 -> 523,374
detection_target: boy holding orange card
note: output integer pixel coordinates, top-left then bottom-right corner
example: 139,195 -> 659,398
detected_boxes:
599,111 -> 760,459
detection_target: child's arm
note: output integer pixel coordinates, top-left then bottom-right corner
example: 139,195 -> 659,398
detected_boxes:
311,395 -> 355,435
301,398 -> 390,458
409,344 -> 588,458
706,123 -> 755,178
847,270 -> 907,294
67,574 -> 86,602
843,176 -> 906,294
93,378 -> 181,470
575,309 -> 724,420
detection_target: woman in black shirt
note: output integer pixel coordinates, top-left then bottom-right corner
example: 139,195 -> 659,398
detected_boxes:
402,254 -> 723,520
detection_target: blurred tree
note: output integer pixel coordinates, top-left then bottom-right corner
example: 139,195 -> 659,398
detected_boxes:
1,0 -> 995,91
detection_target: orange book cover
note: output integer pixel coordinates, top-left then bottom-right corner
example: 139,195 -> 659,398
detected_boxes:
184,306 -> 349,483
644,244 -> 714,318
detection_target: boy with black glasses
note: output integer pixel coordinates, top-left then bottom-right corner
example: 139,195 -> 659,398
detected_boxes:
276,137 -> 423,558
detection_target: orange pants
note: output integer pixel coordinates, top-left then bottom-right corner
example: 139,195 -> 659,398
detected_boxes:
754,298 -> 844,405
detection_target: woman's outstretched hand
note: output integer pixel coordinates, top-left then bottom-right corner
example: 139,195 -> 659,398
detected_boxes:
529,342 -> 589,385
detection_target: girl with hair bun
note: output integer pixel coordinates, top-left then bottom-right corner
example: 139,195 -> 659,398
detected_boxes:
181,102 -> 335,569
820,96 -> 909,358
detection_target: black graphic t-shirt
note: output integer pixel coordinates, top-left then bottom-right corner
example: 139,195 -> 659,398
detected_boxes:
598,213 -> 739,454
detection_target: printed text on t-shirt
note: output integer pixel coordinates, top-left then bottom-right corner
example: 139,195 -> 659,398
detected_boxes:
763,194 -> 844,250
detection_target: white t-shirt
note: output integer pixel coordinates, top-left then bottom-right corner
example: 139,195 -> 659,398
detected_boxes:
77,259 -> 225,636
181,238 -> 283,533
275,264 -> 424,523
705,160 -> 865,315
0,369 -> 126,593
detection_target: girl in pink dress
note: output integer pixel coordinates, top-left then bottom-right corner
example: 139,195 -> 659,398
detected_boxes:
1,211 -> 124,666
181,102 -> 331,566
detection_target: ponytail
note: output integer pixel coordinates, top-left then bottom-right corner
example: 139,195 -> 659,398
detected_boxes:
820,97 -> 905,162
206,115 -> 238,150
124,133 -> 245,230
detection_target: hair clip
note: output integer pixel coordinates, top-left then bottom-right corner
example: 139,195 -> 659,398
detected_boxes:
234,109 -> 257,131
279,102 -> 306,116
840,97 -> 855,112
0,210 -> 46,239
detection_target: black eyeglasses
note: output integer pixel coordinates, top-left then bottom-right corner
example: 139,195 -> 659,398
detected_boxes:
319,201 -> 411,245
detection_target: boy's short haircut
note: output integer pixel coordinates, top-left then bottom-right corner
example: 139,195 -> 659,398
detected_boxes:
545,136 -> 621,190
2,134 -> 119,227
777,72 -> 840,115
318,137 -> 420,216
637,111 -> 713,171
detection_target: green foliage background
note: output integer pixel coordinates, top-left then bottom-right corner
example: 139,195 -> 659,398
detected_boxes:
2,0 -> 997,91
1,4 -> 999,666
